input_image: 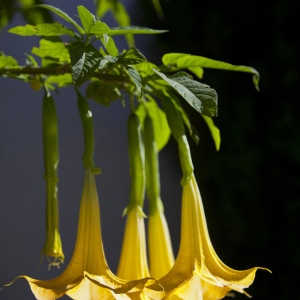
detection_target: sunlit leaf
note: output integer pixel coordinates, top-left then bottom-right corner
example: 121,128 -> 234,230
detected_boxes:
179,54 -> 260,90
134,62 -> 157,78
136,97 -> 171,151
162,53 -> 188,65
8,23 -> 75,36
202,115 -> 221,151
77,5 -> 110,35
162,53 -> 259,89
109,26 -> 167,35
0,53 -> 18,68
77,5 -> 94,33
101,35 -> 119,56
46,74 -> 73,87
32,38 -> 70,62
36,4 -> 85,34
96,0 -> 133,46
154,70 -> 218,117
187,66 -> 204,79
66,41 -> 102,86
89,22 -> 110,35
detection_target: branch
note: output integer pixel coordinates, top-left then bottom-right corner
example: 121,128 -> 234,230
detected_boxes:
0,65 -> 129,83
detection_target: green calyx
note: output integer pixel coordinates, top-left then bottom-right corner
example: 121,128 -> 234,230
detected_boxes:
144,115 -> 162,215
41,92 -> 64,265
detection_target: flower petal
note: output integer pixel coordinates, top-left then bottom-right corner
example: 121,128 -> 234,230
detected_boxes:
148,199 -> 175,278
117,205 -> 150,280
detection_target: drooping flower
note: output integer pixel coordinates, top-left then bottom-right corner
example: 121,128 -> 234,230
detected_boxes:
117,205 -> 150,280
148,197 -> 175,279
4,168 -> 154,300
117,112 -> 151,282
143,115 -> 175,279
146,173 -> 270,300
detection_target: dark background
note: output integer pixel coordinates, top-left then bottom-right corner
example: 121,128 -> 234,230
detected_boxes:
1,0 -> 299,299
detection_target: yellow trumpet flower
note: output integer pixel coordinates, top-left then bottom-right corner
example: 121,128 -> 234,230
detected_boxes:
117,205 -> 150,280
147,173 -> 270,300
148,197 -> 175,279
4,168 -> 154,300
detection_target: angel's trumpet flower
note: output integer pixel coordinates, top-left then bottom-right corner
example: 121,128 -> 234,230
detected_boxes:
149,173 -> 270,300
144,115 -> 174,279
4,168 -> 154,300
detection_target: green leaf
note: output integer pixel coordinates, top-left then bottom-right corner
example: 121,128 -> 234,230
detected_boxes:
151,0 -> 164,19
32,38 -> 70,62
187,66 -> 204,79
101,35 -> 119,56
202,115 -> 221,151
46,74 -> 73,87
25,54 -> 38,67
0,53 -> 18,68
86,80 -> 122,106
98,55 -> 118,70
162,53 -> 259,90
35,4 -> 85,34
96,0 -> 133,46
134,62 -> 157,77
162,53 -> 188,65
77,5 -> 94,33
136,97 -> 171,151
66,41 -> 102,87
109,26 -> 167,36
154,70 -> 218,117
180,54 -> 259,90
8,23 -> 75,36
89,21 -> 110,35
124,66 -> 142,96
77,5 -> 110,35
118,47 -> 147,65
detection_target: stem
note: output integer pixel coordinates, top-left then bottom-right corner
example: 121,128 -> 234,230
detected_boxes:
0,65 -> 130,83
129,95 -> 135,113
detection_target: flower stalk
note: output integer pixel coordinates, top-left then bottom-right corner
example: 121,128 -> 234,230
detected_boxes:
144,115 -> 175,279
117,112 -> 150,280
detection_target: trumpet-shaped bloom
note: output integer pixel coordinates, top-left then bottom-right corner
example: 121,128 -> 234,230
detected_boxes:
4,168 -> 155,300
117,205 -> 150,280
148,198 -> 175,279
146,173 -> 269,300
